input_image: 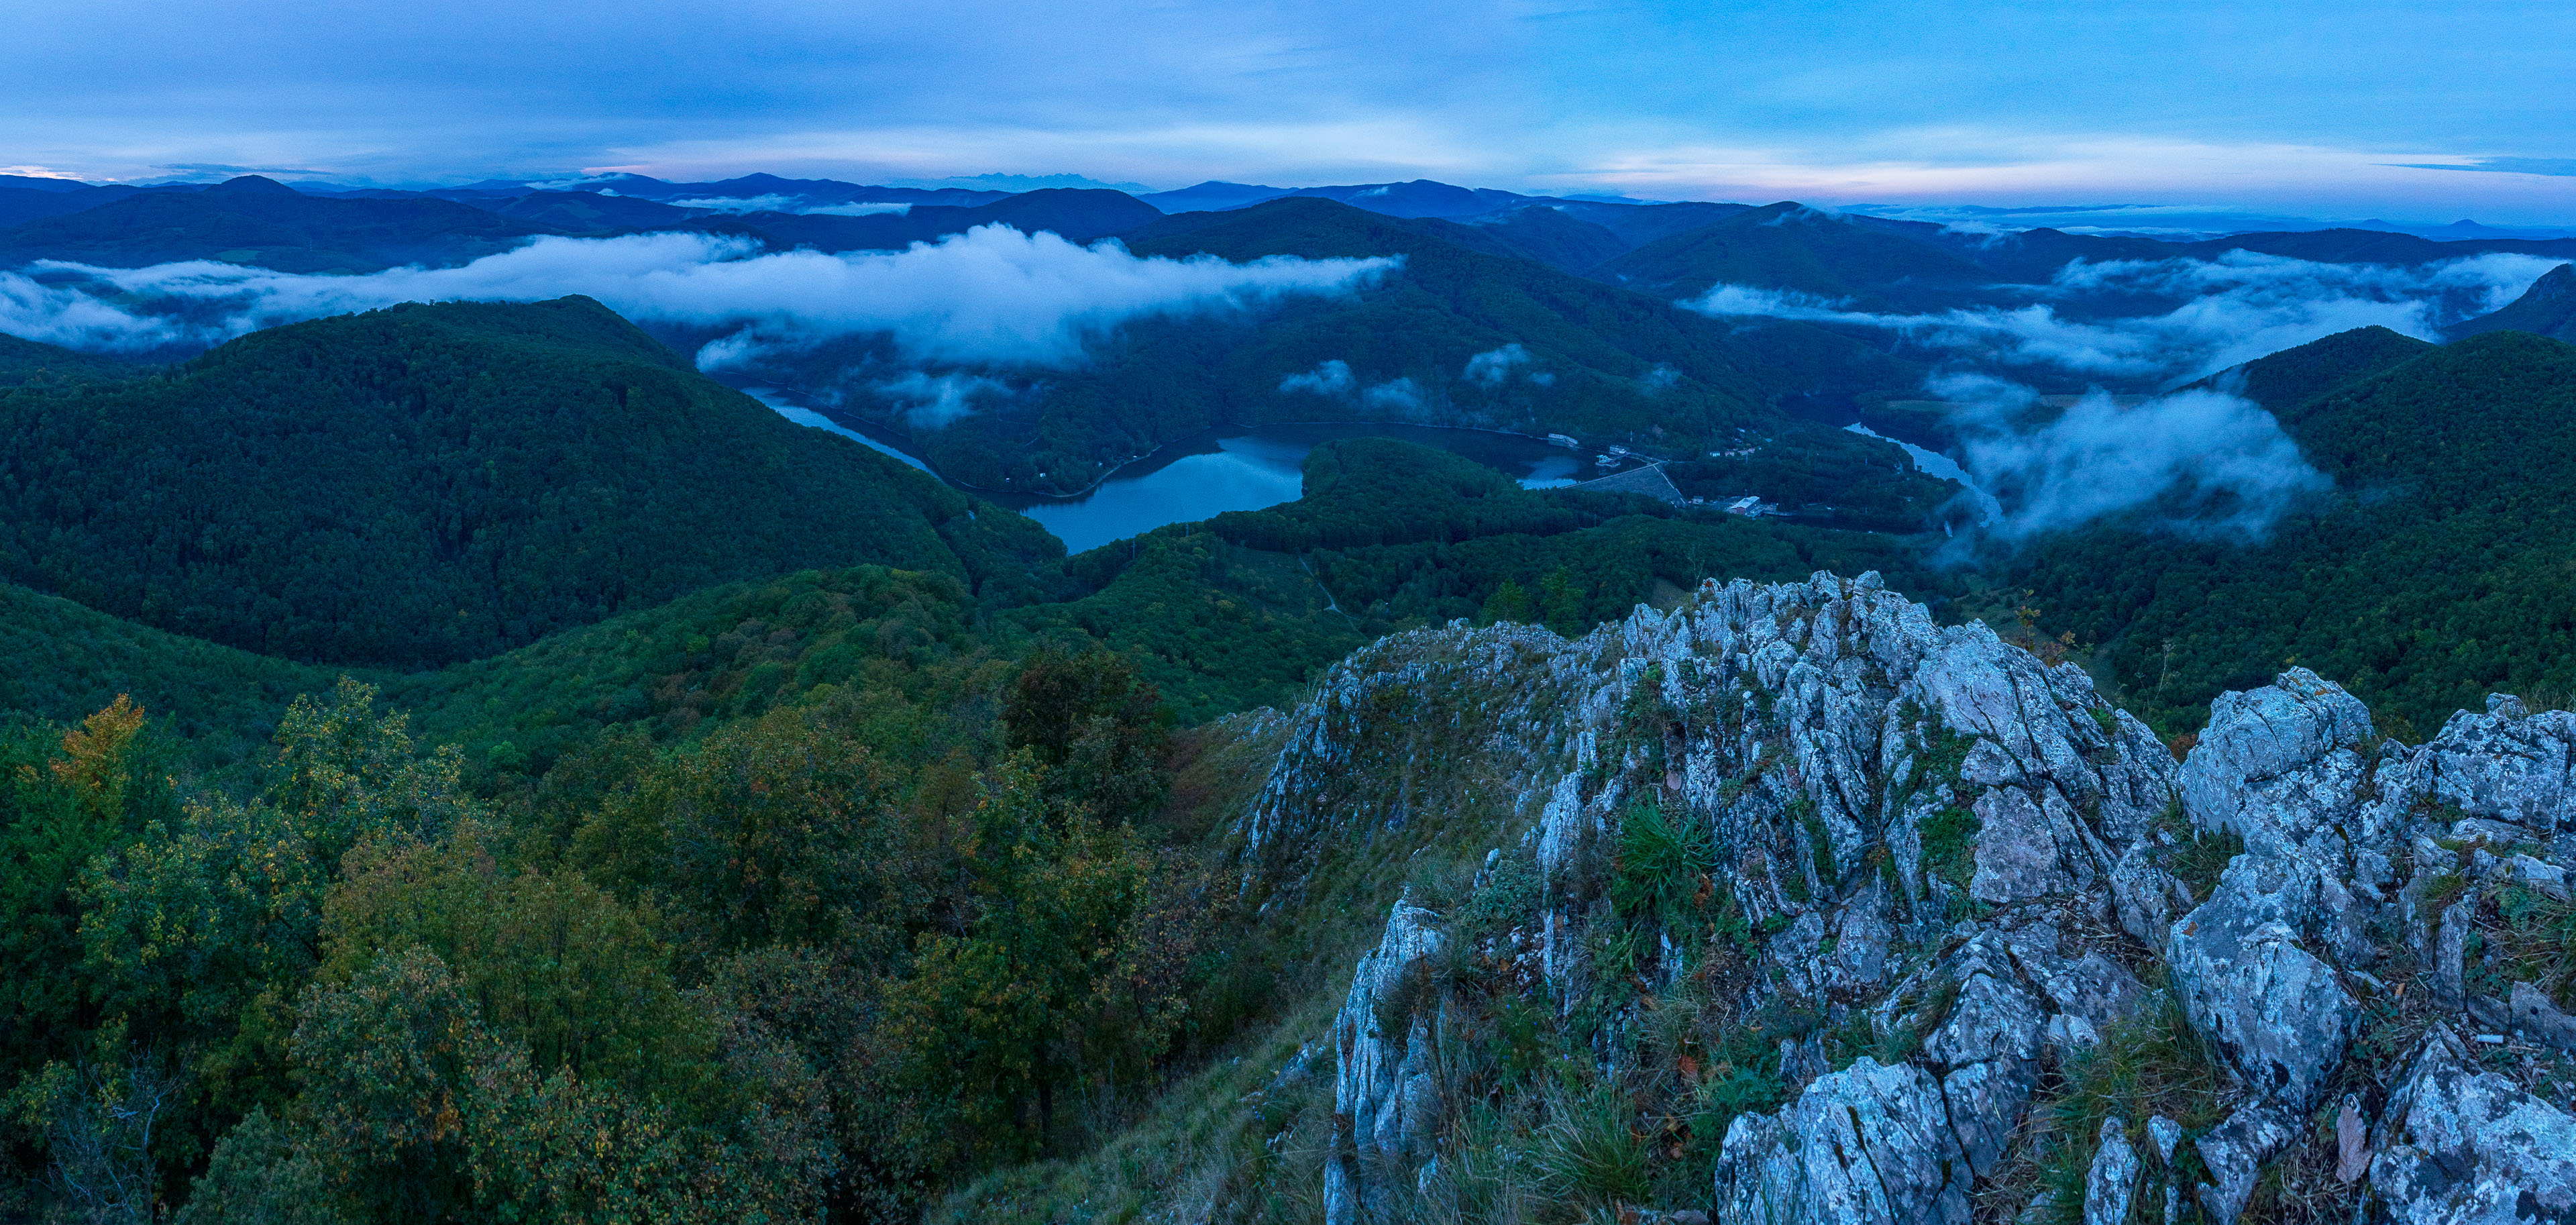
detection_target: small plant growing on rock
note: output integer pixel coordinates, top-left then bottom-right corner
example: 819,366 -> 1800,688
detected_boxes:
1919,803 -> 1981,898
1532,1078 -> 1652,1210
1610,802 -> 1717,937
1995,986 -> 2233,1224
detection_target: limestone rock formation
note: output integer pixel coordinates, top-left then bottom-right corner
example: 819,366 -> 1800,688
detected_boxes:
1241,574 -> 2576,1224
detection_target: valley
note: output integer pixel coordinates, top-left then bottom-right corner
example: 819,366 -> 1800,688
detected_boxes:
1,161 -> 2573,1225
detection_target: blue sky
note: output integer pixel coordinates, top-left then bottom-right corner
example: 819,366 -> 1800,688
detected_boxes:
5,0 -> 2573,221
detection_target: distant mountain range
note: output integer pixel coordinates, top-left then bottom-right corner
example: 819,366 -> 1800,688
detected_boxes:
3,170 -> 2569,502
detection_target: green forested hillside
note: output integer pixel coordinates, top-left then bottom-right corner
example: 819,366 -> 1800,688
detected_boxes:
2016,327 -> 2576,735
693,187 -> 1163,253
0,586 -> 1247,1224
0,333 -> 141,389
2203,323 -> 2434,410
1590,201 -> 1998,307
0,295 -> 1059,669
0,582 -> 344,763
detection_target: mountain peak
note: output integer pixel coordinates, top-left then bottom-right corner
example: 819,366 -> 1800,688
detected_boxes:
206,174 -> 301,196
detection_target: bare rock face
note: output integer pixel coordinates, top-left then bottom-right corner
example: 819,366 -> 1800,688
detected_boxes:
1325,900 -> 1446,1225
1253,575 -> 2576,1224
2161,670 -> 2576,1222
2371,1025 -> 2576,1223
1711,1057 -> 1973,1225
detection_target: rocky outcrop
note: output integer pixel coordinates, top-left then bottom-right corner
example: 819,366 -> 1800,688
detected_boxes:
1711,1057 -> 1972,1224
2371,1025 -> 2576,1222
1248,574 -> 2576,1225
1325,901 -> 1446,1225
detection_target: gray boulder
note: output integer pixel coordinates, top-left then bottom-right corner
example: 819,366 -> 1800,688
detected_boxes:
1713,1057 -> 1974,1225
2165,853 -> 2357,1110
2371,1024 -> 2576,1223
2082,1118 -> 2141,1225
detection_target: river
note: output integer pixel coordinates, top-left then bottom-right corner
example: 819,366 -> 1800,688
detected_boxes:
1843,423 -> 2002,525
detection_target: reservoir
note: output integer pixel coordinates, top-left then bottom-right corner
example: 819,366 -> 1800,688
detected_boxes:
743,384 -> 1605,553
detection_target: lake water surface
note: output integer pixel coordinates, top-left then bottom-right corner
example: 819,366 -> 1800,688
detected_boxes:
743,383 -> 1599,553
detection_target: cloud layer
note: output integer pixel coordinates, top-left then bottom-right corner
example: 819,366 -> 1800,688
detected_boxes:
1931,373 -> 2329,541
0,225 -> 1397,366
1688,251 -> 2567,386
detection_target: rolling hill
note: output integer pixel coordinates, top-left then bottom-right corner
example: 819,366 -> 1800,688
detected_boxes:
0,295 -> 1059,668
1590,201 -> 2001,307
2448,261 -> 2576,341
0,333 -> 142,389
706,187 -> 1163,252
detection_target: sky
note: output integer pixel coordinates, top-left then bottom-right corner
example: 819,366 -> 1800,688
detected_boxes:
3,0 -> 2573,222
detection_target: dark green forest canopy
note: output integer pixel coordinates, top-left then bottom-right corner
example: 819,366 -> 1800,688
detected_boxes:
0,295 -> 1060,670
0,581 -> 344,766
0,599 -> 1219,1224
2195,324 -> 2434,412
0,333 -> 144,390
1589,201 -> 2000,308
2015,327 -> 2576,736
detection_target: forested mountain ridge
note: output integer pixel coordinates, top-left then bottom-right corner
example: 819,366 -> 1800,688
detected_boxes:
0,295 -> 1059,669
690,187 -> 1164,253
2448,260 -> 2576,341
0,175 -> 570,273
2013,326 -> 2576,734
0,332 -> 141,389
1588,201 -> 2002,307
2194,323 -> 2434,411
